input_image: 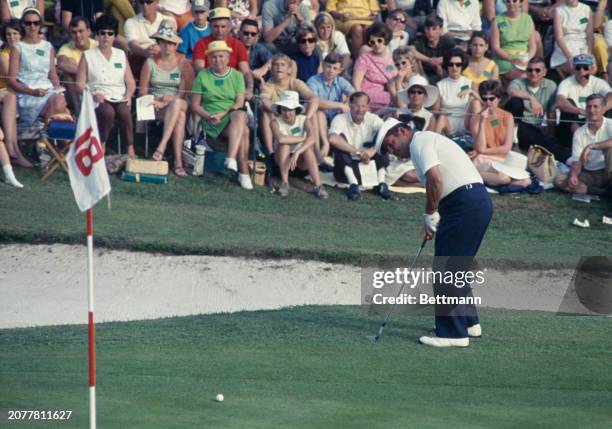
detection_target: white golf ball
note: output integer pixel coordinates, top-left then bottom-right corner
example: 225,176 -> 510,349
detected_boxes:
215,393 -> 224,402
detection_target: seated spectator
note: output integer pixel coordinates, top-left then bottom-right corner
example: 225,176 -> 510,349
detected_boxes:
57,17 -> 98,112
410,14 -> 455,84
271,90 -> 328,198
592,0 -> 609,80
314,12 -> 351,73
397,74 -> 439,131
158,0 -> 191,31
551,0 -> 593,78
260,53 -> 319,160
0,128 -> 23,187
490,0 -> 536,81
389,46 -> 422,108
385,1 -> 419,39
468,79 -> 531,187
556,54 -> 612,149
307,52 -> 354,170
289,24 -> 321,83
328,91 -> 391,200
216,0 -> 258,35
506,56 -> 570,162
385,9 -> 410,53
190,40 -> 253,190
8,8 -> 70,127
353,23 -> 396,112
192,7 -> 254,100
326,0 -> 379,58
239,18 -> 273,86
436,0 -> 481,48
124,0 -> 174,75
76,14 -> 136,157
104,0 -> 136,36
463,31 -> 498,90
61,0 -> 103,33
434,48 -> 476,136
0,18 -> 29,167
554,94 -> 612,195
0,0 -> 43,22
263,0 -> 311,53
139,20 -> 193,176
177,0 -> 211,61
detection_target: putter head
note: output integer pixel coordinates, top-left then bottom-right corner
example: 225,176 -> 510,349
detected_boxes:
364,334 -> 380,343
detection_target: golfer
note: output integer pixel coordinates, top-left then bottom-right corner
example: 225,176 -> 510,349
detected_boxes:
375,118 -> 493,347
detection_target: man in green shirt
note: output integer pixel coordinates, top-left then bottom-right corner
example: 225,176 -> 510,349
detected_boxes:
191,40 -> 252,189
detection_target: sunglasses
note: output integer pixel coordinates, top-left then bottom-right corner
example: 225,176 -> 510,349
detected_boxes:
504,0 -> 520,3
242,31 -> 258,37
447,62 -> 463,68
97,30 -> 115,36
575,65 -> 590,71
482,96 -> 497,102
139,0 -> 156,4
23,20 -> 41,27
391,16 -> 406,23
409,89 -> 425,95
298,37 -> 315,44
394,60 -> 408,68
368,37 -> 386,47
526,67 -> 542,73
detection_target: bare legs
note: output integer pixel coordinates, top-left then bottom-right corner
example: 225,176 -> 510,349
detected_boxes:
152,98 -> 188,173
2,92 -> 31,167
96,101 -> 136,157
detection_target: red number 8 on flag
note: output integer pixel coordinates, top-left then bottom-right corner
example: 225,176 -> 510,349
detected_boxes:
74,127 -> 104,176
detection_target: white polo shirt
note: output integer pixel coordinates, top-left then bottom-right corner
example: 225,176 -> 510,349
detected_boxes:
410,131 -> 482,199
84,47 -> 127,101
330,111 -> 384,153
436,0 -> 482,41
124,12 -> 174,48
568,118 -> 612,171
557,75 -> 611,114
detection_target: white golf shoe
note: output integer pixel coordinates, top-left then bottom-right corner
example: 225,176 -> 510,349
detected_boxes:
238,173 -> 253,190
419,336 -> 469,348
468,324 -> 482,338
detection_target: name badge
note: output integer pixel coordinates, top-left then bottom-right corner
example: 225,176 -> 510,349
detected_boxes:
498,20 -> 507,28
290,126 -> 301,135
10,1 -> 18,7
580,17 -> 588,25
214,79 -> 224,86
170,72 -> 180,81
36,49 -> 45,56
484,71 -> 492,78
460,85 -> 469,91
578,96 -> 587,103
386,65 -> 394,72
464,0 -> 471,7
490,118 -> 500,127
114,63 -> 122,69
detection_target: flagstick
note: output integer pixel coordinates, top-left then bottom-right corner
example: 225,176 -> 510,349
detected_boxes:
87,208 -> 96,429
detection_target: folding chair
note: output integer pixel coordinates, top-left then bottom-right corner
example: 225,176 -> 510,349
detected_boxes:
39,120 -> 77,180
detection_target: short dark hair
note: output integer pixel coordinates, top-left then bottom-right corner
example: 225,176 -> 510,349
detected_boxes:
528,56 -> 546,67
94,14 -> 118,34
296,23 -> 316,40
1,18 -> 21,42
387,9 -> 407,20
324,52 -> 343,65
240,18 -> 258,30
70,16 -> 90,29
350,91 -> 370,103
478,79 -> 503,99
424,14 -> 443,29
364,22 -> 391,44
469,31 -> 489,46
443,48 -> 468,70
586,93 -> 605,105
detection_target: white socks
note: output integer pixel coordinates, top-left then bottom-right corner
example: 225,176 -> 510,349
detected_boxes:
377,168 -> 386,184
344,166 -> 358,185
224,157 -> 238,172
3,165 -> 23,188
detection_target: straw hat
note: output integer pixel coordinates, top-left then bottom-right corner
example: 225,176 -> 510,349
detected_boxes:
273,91 -> 304,113
208,7 -> 231,20
205,40 -> 232,56
491,151 -> 530,180
151,19 -> 182,44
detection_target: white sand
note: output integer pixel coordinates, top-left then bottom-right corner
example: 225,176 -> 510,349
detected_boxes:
0,244 -> 592,329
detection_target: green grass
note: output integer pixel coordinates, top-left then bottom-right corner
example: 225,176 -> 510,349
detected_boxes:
1,306 -> 611,428
1,168 -> 611,267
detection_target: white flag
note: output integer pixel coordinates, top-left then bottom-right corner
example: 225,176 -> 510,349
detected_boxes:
67,88 -> 111,212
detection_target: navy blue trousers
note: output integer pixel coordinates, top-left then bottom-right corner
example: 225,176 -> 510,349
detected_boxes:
433,183 -> 493,338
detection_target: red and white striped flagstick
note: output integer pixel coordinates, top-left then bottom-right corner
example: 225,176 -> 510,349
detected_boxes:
87,208 -> 97,429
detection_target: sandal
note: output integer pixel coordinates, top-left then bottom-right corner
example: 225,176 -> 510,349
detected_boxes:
152,149 -> 164,161
174,166 -> 188,177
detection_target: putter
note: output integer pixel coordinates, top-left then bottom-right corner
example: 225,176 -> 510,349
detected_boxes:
365,238 -> 428,343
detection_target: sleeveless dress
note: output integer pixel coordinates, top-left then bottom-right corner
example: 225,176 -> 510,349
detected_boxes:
494,13 -> 533,75
15,40 -> 54,125
463,60 -> 496,86
550,3 -> 591,68
146,57 -> 181,97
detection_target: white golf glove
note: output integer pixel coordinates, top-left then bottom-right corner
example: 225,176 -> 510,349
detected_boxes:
424,211 -> 440,232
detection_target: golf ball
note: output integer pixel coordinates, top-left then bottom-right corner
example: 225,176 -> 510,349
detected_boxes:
216,393 -> 224,402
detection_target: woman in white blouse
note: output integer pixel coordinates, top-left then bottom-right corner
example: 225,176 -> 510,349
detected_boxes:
77,14 -> 136,157
551,0 -> 594,78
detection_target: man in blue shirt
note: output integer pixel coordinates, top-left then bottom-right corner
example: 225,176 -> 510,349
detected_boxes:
177,0 -> 211,60
307,52 -> 354,171
239,19 -> 273,86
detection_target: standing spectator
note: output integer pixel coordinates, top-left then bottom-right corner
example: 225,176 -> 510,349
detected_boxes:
556,54 -> 612,148
263,0 -> 311,53
158,0 -> 191,31
550,0 -> 593,78
57,17 -> 98,112
140,20 -> 193,176
8,8 -> 69,126
61,0 -> 104,33
326,0 -> 379,59
239,19 -> 273,86
410,14 -> 455,84
436,0 -> 481,48
506,56 -> 570,162
314,12 -> 351,73
329,91 -> 390,200
389,46 -> 421,108
289,24 -> 321,83
192,7 -> 254,100
0,0 -> 42,22
463,31 -> 498,90
177,0 -> 211,61
76,14 -> 136,157
353,23 -> 397,112
191,40 -> 253,190
554,94 -> 612,196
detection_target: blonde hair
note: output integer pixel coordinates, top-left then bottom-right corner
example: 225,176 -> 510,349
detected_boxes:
314,12 -> 337,54
392,47 -> 424,76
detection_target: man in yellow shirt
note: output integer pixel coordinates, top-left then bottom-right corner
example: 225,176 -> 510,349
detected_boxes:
57,17 -> 98,112
326,0 -> 379,58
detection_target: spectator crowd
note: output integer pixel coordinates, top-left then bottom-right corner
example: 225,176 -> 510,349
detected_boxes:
1,0 -> 612,203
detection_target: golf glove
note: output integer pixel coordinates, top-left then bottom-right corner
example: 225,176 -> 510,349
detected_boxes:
424,211 -> 440,232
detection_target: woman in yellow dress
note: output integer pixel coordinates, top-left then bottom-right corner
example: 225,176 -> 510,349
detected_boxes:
463,31 -> 499,91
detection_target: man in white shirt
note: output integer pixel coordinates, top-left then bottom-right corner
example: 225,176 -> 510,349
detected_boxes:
124,0 -> 174,60
556,54 -> 612,149
554,94 -> 612,196
375,116 -> 493,348
436,0 -> 481,48
328,92 -> 390,200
